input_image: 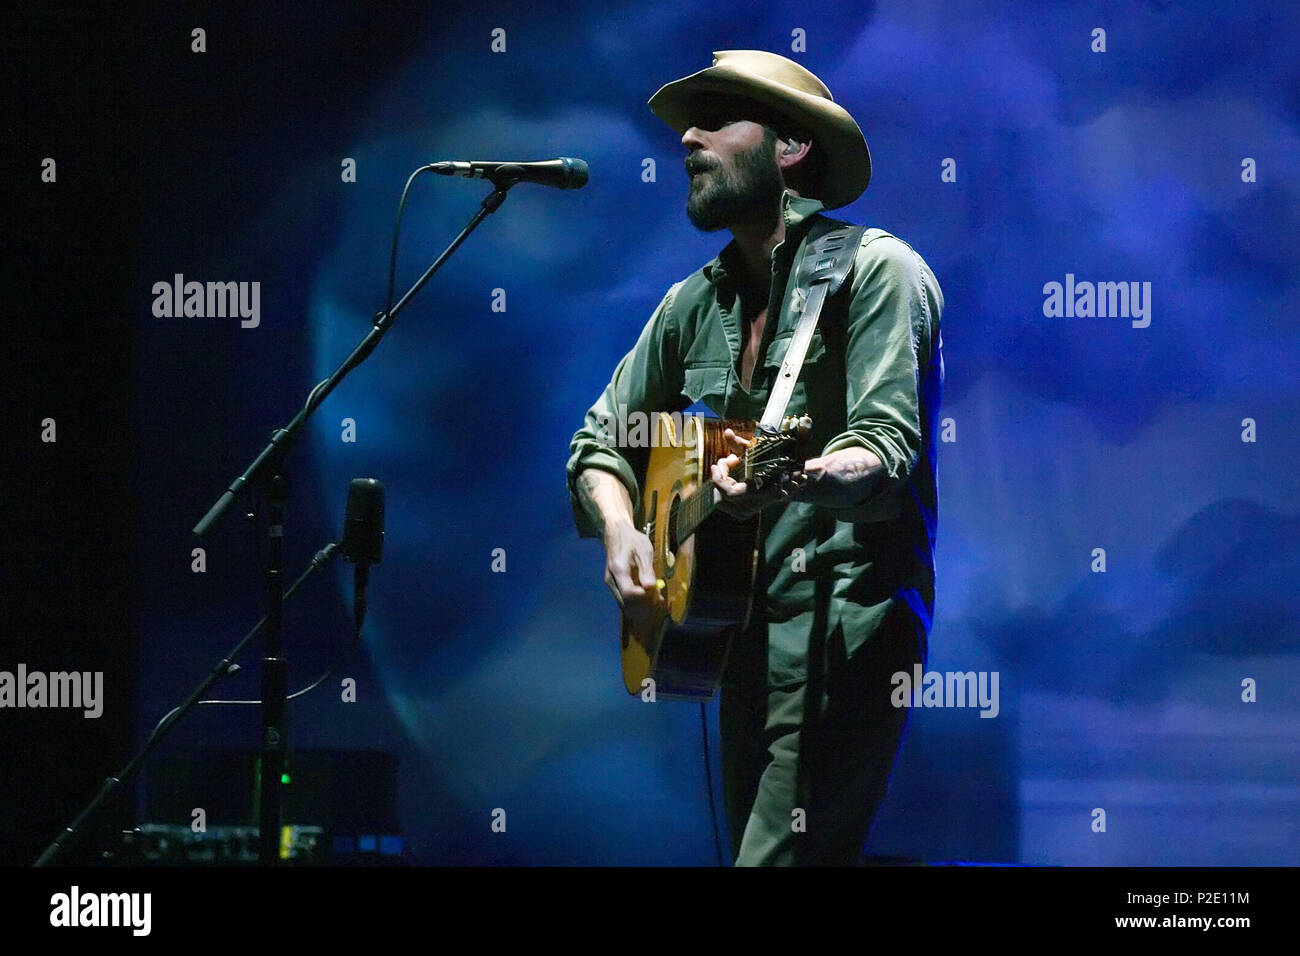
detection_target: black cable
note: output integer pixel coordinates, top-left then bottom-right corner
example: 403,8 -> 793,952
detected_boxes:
384,165 -> 433,319
189,657 -> 352,708
141,545 -> 347,741
700,701 -> 725,867
143,663 -> 342,738
299,164 -> 431,423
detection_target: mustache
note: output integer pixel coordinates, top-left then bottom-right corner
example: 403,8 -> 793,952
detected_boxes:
685,154 -> 717,175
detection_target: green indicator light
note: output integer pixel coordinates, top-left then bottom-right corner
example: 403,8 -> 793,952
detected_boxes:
281,773 -> 291,784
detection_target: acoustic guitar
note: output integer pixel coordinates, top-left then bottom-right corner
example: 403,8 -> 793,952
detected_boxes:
620,412 -> 811,699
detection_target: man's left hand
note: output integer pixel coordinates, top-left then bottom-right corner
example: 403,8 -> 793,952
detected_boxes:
709,426 -> 807,520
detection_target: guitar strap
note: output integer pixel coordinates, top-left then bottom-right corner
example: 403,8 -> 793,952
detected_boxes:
758,217 -> 866,430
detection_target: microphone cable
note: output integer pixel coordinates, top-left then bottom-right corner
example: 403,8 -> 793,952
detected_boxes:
700,701 -> 726,867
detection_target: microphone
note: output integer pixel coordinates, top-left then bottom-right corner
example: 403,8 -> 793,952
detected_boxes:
339,478 -> 385,639
426,157 -> 588,189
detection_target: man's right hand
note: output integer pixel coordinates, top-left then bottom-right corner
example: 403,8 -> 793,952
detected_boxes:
602,521 -> 664,619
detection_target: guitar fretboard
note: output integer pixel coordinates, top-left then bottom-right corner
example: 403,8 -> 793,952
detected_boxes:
675,418 -> 796,542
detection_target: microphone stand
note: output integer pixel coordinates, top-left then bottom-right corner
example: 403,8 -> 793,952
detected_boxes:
33,541 -> 342,866
34,177 -> 515,868
194,178 -> 516,865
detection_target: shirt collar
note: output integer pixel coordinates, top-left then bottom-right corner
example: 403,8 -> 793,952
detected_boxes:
702,190 -> 826,288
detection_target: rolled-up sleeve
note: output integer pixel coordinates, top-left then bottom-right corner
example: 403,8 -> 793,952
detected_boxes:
566,283 -> 685,538
822,234 -> 943,502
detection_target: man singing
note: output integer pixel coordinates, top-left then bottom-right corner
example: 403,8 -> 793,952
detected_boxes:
567,50 -> 944,865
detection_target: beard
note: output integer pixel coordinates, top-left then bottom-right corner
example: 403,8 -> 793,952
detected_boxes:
685,136 -> 785,232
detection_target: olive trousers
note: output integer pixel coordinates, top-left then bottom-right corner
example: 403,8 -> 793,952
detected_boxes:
719,603 -> 924,866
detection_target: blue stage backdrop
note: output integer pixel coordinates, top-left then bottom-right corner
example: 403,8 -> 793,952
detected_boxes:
133,0 -> 1300,864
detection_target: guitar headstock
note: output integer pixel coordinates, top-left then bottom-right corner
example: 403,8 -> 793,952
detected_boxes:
744,415 -> 812,491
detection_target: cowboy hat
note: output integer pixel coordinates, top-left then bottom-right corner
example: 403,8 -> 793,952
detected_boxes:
647,50 -> 871,209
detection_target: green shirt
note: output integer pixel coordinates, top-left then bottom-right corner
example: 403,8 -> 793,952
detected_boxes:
567,191 -> 944,688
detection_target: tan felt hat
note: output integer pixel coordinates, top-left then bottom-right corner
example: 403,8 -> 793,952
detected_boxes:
648,50 -> 871,209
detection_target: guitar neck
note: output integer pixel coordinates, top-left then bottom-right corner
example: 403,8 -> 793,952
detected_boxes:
677,479 -> 722,543
673,415 -> 807,542
675,418 -> 748,542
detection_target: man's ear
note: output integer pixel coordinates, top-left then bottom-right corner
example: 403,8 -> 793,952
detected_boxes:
778,137 -> 811,169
